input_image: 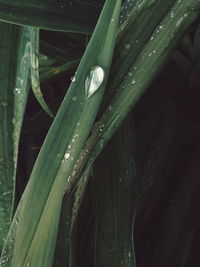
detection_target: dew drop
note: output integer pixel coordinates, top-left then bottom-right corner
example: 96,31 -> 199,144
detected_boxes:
71,76 -> 76,82
72,96 -> 77,101
85,66 -> 104,98
13,88 -> 22,95
176,17 -> 184,27
64,153 -> 70,160
17,77 -> 24,86
132,79 -> 136,84
125,43 -> 131,50
128,72 -> 133,77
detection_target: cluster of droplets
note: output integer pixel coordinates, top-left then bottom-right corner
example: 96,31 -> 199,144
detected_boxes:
119,0 -> 135,25
13,40 -> 31,97
148,49 -> 156,57
13,77 -> 24,96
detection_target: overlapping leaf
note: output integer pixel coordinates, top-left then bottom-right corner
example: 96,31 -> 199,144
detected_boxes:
0,0 -> 103,33
0,22 -> 30,252
0,0 -> 122,266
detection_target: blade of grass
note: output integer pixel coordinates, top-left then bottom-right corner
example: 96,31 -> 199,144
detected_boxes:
53,168 -> 91,267
93,116 -> 136,267
62,0 -> 200,199
111,0 -> 175,98
0,1 -> 122,266
117,0 -> 158,42
0,0 -> 102,33
29,27 -> 53,117
0,22 -> 30,251
12,27 -> 31,213
69,168 -> 91,267
98,0 -> 175,113
52,188 -> 75,267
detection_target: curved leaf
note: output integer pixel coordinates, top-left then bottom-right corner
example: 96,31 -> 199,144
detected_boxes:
0,22 -> 30,252
0,0 -> 122,266
0,0 -> 103,33
29,27 -> 53,117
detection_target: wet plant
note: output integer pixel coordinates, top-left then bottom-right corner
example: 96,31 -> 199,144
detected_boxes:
0,0 -> 200,266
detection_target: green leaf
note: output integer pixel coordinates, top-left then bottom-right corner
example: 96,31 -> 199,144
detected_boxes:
0,1 -> 122,266
0,0 -> 103,33
0,22 -> 30,251
93,116 -> 136,267
111,0 -> 174,98
29,27 -> 53,117
66,0 -> 200,198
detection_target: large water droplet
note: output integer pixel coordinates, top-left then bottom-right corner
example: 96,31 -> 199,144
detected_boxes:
85,66 -> 104,98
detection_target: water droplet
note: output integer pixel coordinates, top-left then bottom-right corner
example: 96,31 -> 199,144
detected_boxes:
13,88 -> 22,95
72,96 -> 77,101
128,72 -> 133,77
85,66 -> 104,98
16,77 -> 24,86
99,139 -> 104,149
176,17 -> 184,27
64,153 -> 70,160
132,79 -> 136,84
125,43 -> 131,50
71,76 -> 76,82
30,52 -> 39,70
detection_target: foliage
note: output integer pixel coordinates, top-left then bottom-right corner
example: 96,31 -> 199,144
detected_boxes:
0,0 -> 200,266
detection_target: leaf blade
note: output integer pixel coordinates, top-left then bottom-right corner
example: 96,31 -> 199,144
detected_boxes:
0,0 -> 102,33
